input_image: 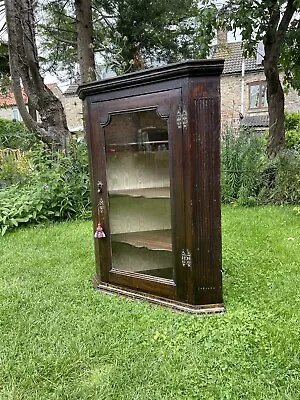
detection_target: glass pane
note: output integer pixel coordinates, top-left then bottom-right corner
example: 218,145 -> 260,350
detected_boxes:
261,83 -> 268,107
104,110 -> 173,280
250,85 -> 260,108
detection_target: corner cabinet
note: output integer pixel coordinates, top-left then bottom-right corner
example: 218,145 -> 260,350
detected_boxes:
78,59 -> 225,314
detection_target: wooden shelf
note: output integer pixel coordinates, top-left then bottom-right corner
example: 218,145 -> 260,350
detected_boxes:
107,140 -> 168,146
112,229 -> 172,251
109,187 -> 170,198
106,141 -> 169,153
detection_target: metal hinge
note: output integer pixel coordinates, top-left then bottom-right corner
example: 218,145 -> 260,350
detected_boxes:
176,107 -> 188,129
181,249 -> 192,268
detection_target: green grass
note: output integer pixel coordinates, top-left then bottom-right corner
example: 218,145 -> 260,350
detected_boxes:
0,206 -> 299,400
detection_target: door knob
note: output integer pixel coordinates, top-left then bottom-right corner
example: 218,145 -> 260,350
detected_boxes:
97,181 -> 104,193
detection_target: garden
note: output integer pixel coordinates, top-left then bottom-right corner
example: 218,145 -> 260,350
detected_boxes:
0,117 -> 299,399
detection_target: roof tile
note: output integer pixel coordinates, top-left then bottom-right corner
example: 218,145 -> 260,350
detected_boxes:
213,42 -> 263,74
0,88 -> 27,107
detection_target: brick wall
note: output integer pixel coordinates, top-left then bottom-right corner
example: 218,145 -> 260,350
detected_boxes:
221,71 -> 300,130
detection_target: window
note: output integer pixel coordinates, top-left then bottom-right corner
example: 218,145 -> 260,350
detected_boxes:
12,107 -> 21,122
249,81 -> 267,109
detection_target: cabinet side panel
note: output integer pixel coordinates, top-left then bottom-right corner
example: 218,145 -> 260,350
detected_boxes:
193,96 -> 222,304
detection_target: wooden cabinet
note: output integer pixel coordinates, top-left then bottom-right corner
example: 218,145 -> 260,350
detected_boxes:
78,59 -> 224,313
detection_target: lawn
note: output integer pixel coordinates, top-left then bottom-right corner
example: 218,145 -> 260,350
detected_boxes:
0,206 -> 299,400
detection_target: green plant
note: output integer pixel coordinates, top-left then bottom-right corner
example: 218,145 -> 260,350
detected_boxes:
284,111 -> 300,149
0,149 -> 32,188
0,183 -> 54,235
0,118 -> 37,150
259,148 -> 300,205
221,126 -> 266,205
0,141 -> 91,235
285,129 -> 300,149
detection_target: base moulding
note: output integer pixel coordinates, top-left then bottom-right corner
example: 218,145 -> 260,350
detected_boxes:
92,276 -> 225,315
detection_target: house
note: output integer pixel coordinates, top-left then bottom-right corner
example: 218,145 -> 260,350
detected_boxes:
0,88 -> 27,122
213,32 -> 300,130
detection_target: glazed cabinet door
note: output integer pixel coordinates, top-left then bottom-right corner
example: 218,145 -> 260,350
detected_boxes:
89,89 -> 187,301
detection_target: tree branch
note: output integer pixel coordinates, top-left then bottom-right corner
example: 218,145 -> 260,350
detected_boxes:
42,30 -> 77,45
42,26 -> 76,36
277,0 -> 296,43
268,1 -> 280,35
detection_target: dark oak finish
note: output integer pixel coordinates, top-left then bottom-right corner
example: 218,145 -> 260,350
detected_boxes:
79,59 -> 224,314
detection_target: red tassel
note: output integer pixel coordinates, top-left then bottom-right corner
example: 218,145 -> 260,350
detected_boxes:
94,223 -> 106,239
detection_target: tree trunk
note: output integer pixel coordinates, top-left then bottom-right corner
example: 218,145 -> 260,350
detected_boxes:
5,0 -> 70,150
264,56 -> 285,157
263,0 -> 296,157
74,0 -> 96,84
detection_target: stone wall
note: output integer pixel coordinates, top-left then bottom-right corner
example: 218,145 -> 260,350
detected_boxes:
63,95 -> 83,131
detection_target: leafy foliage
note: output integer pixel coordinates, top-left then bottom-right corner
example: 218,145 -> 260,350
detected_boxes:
259,149 -> 300,205
0,42 -> 10,80
38,1 -> 78,80
281,17 -> 300,91
0,150 -> 32,188
284,111 -> 300,149
0,118 -> 37,150
105,0 -> 207,71
202,0 -> 300,81
221,125 -> 300,206
0,141 -> 91,235
39,0 -> 211,78
221,126 -> 266,205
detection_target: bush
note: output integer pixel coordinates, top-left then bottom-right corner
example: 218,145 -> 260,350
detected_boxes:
0,141 -> 91,235
0,149 -> 32,188
221,126 -> 266,205
259,149 -> 300,205
0,118 -> 37,187
221,126 -> 300,206
0,118 -> 37,150
284,111 -> 300,149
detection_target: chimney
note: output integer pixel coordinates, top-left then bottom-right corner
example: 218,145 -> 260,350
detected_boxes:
215,30 -> 229,57
217,30 -> 228,45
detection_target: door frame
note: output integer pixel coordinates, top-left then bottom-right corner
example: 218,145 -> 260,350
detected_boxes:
88,89 -> 187,301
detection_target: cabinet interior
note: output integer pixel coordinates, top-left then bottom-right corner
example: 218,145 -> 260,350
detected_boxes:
104,110 -> 173,280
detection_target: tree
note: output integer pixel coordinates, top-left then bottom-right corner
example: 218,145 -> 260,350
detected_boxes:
100,0 -> 207,72
38,1 -> 79,80
39,0 -> 211,78
4,0 -> 70,150
74,0 -> 96,83
200,0 -> 300,157
0,42 -> 10,78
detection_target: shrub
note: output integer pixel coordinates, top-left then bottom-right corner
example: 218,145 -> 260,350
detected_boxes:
29,141 -> 91,219
259,149 -> 300,205
284,111 -> 300,149
0,118 -> 37,150
221,126 -> 266,205
0,149 -> 32,188
285,129 -> 300,149
0,141 -> 91,235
